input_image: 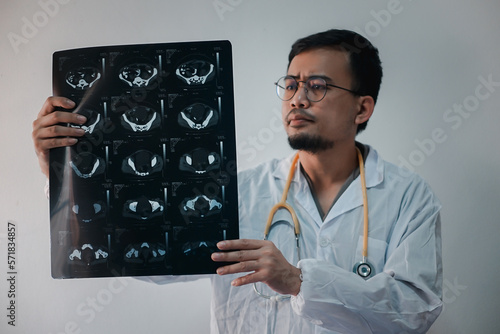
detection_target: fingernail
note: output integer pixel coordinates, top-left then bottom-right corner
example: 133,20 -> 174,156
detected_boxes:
76,115 -> 87,123
66,99 -> 75,107
216,268 -> 224,275
211,252 -> 221,260
68,138 -> 78,145
217,241 -> 226,249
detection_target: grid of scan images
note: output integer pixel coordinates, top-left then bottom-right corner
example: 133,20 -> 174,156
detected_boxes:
49,41 -> 238,278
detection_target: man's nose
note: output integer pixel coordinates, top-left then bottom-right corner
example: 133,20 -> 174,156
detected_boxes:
290,83 -> 310,108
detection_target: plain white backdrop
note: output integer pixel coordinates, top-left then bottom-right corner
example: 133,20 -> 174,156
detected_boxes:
1,0 -> 499,333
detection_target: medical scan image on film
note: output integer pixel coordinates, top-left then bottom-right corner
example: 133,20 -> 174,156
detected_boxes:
49,41 -> 239,278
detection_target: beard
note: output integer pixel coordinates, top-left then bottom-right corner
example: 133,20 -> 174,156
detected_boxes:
287,133 -> 334,153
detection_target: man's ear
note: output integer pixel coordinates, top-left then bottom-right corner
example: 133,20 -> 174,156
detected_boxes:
354,95 -> 375,125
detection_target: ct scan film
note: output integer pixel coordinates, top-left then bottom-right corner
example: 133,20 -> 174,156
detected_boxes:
49,40 -> 239,278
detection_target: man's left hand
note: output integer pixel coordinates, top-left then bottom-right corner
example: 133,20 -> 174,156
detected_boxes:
211,239 -> 302,296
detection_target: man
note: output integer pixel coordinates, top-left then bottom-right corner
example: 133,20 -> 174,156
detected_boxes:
33,29 -> 442,333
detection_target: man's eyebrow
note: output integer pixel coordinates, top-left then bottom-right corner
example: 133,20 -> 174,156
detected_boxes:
287,74 -> 334,82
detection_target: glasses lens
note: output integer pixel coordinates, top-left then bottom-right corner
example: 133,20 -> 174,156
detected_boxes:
276,76 -> 297,101
305,77 -> 327,102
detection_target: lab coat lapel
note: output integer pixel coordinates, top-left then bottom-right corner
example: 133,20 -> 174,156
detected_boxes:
272,154 -> 324,226
271,148 -> 384,226
323,147 -> 384,223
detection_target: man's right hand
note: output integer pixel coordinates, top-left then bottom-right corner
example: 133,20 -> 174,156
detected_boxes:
32,96 -> 87,178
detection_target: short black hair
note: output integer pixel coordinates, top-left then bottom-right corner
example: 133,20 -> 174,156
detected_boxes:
288,29 -> 383,134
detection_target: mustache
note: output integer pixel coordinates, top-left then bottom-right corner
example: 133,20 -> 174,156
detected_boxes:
286,108 -> 316,122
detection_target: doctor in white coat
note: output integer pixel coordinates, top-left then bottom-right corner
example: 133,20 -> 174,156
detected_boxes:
32,29 -> 442,333
210,29 -> 443,333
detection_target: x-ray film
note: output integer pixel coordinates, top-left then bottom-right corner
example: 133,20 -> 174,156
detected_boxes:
49,41 -> 238,278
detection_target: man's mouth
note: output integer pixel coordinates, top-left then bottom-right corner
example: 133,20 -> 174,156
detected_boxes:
287,109 -> 314,126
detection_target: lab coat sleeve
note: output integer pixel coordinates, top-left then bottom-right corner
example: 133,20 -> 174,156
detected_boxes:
290,184 -> 443,333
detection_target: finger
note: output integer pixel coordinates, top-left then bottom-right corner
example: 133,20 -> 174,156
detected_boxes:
35,123 -> 86,140
34,111 -> 87,131
215,260 -> 260,276
217,267 -> 270,287
211,249 -> 261,263
33,126 -> 84,153
216,239 -> 268,251
37,96 -> 76,118
230,272 -> 265,287
37,127 -> 83,143
36,137 -> 79,152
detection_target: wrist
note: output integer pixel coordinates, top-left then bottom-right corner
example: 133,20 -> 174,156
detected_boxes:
290,267 -> 302,296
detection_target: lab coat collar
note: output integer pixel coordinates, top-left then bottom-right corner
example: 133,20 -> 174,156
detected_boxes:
272,145 -> 384,188
326,146 -> 383,221
271,145 -> 384,223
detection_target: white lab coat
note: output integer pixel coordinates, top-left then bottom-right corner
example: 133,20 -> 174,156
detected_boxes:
147,146 -> 443,333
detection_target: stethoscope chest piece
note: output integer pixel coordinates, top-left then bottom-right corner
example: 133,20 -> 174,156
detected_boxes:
353,260 -> 373,279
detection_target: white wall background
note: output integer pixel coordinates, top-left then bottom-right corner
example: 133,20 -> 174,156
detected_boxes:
0,0 -> 499,333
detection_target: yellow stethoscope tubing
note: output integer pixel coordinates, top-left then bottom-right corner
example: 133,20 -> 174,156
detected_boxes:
262,147 -> 369,268
264,153 -> 301,238
357,147 -> 369,261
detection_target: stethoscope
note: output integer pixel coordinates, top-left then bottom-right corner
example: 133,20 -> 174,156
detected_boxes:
253,148 -> 373,301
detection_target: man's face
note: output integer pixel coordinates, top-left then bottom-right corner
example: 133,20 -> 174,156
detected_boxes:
282,47 -> 361,153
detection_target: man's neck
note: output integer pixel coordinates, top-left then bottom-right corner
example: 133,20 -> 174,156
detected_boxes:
298,142 -> 359,216
298,142 -> 358,184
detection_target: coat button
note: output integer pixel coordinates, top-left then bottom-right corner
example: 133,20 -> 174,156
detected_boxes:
319,238 -> 329,247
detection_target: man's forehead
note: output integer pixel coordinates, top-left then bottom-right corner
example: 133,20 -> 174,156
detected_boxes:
287,47 -> 351,78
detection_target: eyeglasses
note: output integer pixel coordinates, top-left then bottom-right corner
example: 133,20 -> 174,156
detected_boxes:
275,76 -> 359,102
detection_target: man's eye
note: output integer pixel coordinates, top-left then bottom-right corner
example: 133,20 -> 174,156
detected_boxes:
283,79 -> 297,90
307,78 -> 326,89
309,83 -> 325,91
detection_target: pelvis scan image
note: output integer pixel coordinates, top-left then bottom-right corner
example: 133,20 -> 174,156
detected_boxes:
50,41 -> 238,278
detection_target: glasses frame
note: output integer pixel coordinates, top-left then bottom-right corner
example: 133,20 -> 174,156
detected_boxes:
275,75 -> 360,102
